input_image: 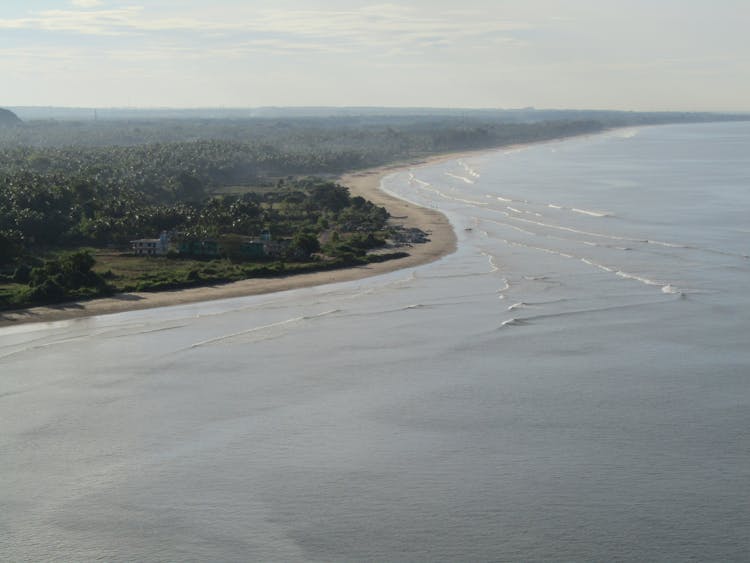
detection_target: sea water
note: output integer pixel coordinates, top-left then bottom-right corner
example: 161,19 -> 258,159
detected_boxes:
2,122 -> 749,561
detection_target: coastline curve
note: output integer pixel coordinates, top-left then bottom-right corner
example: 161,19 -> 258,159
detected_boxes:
0,156 -> 461,327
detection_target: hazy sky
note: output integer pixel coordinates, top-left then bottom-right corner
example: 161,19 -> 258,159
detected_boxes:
1,0 -> 748,110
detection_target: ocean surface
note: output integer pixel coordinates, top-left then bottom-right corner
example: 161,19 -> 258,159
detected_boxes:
2,122 -> 749,561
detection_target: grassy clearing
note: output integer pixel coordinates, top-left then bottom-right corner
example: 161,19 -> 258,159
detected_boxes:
93,251 -> 261,292
0,249 -> 409,310
91,250 -> 408,294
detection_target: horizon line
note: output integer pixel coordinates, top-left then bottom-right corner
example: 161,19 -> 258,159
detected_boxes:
6,105 -> 749,114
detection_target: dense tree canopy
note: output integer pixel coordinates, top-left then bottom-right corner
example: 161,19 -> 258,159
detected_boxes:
4,110 -> 735,309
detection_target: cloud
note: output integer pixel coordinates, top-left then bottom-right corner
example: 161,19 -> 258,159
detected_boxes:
0,6 -> 144,36
71,0 -> 104,7
0,3 -> 531,52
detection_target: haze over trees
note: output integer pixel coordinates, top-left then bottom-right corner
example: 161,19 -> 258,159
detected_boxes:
0,108 -> 23,128
1,107 -> 747,309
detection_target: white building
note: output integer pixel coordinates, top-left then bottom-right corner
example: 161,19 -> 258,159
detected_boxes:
131,232 -> 170,256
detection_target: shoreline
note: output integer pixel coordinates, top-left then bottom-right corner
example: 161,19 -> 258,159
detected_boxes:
0,152 -> 465,327
0,128 -> 609,328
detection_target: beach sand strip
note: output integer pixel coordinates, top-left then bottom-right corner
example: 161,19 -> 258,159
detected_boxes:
0,155 -> 459,327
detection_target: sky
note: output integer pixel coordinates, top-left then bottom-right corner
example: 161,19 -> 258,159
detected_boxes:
1,0 -> 748,111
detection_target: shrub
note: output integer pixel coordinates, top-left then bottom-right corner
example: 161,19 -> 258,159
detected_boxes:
27,278 -> 66,302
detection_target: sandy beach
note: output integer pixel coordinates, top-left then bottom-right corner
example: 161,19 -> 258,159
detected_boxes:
0,155 -> 460,327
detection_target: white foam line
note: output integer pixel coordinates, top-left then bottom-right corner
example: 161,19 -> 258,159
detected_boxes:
615,270 -> 663,287
484,216 -> 624,250
0,330 -> 73,351
501,238 -> 626,277
614,128 -> 640,139
518,298 -> 673,324
490,207 -> 743,259
190,310 -> 339,348
0,336 -> 88,361
499,235 -> 680,294
615,276 -> 684,295
498,278 -> 510,293
647,240 -> 686,249
458,160 -> 481,178
489,256 -> 500,273
191,317 -> 304,348
480,251 -> 500,273
506,239 -> 572,258
501,213 -> 626,240
581,258 -> 614,272
445,172 -> 475,185
479,217 -> 547,236
415,183 -> 488,207
489,191 -> 622,222
661,284 -> 681,294
111,325 -> 188,338
571,208 -> 611,217
500,235 -> 678,292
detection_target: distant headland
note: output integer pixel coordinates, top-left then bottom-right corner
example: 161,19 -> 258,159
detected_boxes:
0,108 -> 23,127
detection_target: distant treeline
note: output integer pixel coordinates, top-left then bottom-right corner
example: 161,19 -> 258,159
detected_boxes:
0,119 -> 606,216
9,105 -> 750,122
0,115 -> 609,151
1,112 -> 747,255
0,174 -> 387,260
1,110 -> 747,308
0,177 -> 392,308
0,117 -> 589,270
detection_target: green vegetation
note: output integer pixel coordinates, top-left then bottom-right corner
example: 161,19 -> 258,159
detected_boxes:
0,174 -> 399,309
89,250 -> 408,294
0,250 -> 111,307
2,109 -> 745,310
